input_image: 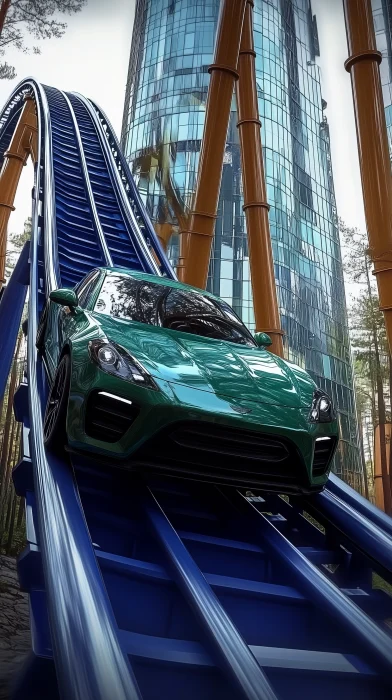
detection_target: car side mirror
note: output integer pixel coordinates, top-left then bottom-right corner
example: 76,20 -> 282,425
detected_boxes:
50,288 -> 79,309
254,332 -> 272,348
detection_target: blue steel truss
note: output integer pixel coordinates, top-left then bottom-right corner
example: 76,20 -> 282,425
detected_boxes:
0,79 -> 391,700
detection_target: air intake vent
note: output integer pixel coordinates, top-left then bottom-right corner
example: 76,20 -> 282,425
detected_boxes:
85,391 -> 139,443
133,421 -> 309,492
171,424 -> 289,464
313,437 -> 336,477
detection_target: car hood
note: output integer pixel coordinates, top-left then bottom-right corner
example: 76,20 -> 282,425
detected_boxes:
90,314 -> 315,408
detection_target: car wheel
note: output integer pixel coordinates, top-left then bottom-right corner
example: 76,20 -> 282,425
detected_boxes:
36,303 -> 48,352
43,353 -> 71,451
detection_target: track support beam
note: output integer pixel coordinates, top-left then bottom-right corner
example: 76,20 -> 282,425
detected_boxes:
343,0 -> 392,352
235,0 -> 283,356
0,95 -> 37,289
179,0 -> 247,288
141,480 -> 278,700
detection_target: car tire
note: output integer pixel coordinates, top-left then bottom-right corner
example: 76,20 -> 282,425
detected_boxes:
36,303 -> 48,352
43,353 -> 71,452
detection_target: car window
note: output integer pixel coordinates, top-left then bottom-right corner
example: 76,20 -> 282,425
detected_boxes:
94,274 -> 255,346
162,289 -> 255,345
76,270 -> 101,308
95,275 -> 141,319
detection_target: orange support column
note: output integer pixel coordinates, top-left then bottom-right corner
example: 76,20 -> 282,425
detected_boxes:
344,0 -> 392,352
0,95 -> 37,288
235,0 -> 283,356
180,0 -> 247,288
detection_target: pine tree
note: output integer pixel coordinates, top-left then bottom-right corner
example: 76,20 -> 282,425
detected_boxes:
0,0 -> 87,79
5,216 -> 31,279
340,219 -> 392,511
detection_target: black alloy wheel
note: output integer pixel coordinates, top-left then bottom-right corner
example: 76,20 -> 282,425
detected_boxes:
43,353 -> 70,451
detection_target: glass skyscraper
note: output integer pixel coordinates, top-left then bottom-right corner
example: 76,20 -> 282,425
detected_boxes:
373,0 -> 392,156
121,0 -> 360,483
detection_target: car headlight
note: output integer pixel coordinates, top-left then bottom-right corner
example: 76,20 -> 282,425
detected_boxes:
309,389 -> 335,423
88,339 -> 158,390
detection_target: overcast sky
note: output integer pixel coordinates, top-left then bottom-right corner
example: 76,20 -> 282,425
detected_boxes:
1,0 -> 136,235
1,0 -> 367,241
312,0 -> 366,233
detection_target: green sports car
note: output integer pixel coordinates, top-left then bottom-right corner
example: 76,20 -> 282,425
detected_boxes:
39,267 -> 338,494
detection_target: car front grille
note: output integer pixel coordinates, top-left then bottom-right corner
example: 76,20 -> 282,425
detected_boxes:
312,437 -> 337,477
85,391 -> 139,443
132,421 -> 309,492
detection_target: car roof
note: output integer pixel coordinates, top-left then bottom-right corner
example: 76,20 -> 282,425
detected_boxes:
98,267 -> 224,303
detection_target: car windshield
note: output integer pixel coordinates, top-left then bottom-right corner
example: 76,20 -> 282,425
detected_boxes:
94,274 -> 256,347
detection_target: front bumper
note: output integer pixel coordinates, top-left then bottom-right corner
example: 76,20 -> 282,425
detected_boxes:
66,364 -> 338,492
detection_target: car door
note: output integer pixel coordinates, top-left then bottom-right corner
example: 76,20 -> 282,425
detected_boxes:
45,270 -> 102,374
59,269 -> 103,348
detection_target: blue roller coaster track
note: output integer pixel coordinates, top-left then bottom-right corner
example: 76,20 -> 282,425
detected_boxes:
0,78 -> 392,700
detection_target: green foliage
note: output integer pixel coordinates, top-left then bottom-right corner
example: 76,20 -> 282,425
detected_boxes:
5,216 -> 31,279
0,0 -> 87,79
349,292 -> 389,391
0,520 -> 25,555
373,572 -> 392,597
0,336 -> 26,554
339,219 -> 391,504
339,217 -> 370,286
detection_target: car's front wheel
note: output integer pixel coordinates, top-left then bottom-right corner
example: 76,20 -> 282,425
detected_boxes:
43,353 -> 71,451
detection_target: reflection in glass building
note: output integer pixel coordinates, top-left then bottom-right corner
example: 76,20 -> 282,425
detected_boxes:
373,0 -> 392,157
121,0 -> 361,483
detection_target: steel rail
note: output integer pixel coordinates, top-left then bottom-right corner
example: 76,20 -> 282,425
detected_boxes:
69,92 -> 161,277
307,488 -> 392,575
220,487 -> 392,685
88,98 -> 176,279
140,479 -> 278,700
327,473 -> 392,538
60,91 -> 113,267
14,79 -> 144,700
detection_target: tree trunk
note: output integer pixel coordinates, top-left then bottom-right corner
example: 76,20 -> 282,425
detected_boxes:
16,496 -> 24,529
5,415 -> 15,469
0,335 -> 21,512
4,420 -> 21,511
1,488 -> 13,547
11,419 -> 20,465
357,408 -> 370,500
365,422 -> 374,497
0,0 -> 11,39
0,415 -> 15,531
370,371 -> 377,427
1,417 -> 21,543
365,258 -> 392,513
9,419 -> 20,472
374,340 -> 390,512
5,491 -> 17,555
0,371 -> 17,502
0,415 -> 21,541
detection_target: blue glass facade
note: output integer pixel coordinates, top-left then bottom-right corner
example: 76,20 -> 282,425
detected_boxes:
121,0 -> 361,483
373,0 -> 392,156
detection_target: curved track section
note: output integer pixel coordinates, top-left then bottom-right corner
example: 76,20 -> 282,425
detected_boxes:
0,79 -> 391,700
85,96 -> 175,280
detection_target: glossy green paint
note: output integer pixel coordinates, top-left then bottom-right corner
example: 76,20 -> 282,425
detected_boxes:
43,267 -> 339,491
50,288 -> 79,308
254,332 -> 272,347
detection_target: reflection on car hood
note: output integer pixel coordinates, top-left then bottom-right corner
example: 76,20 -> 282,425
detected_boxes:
91,314 -> 315,408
